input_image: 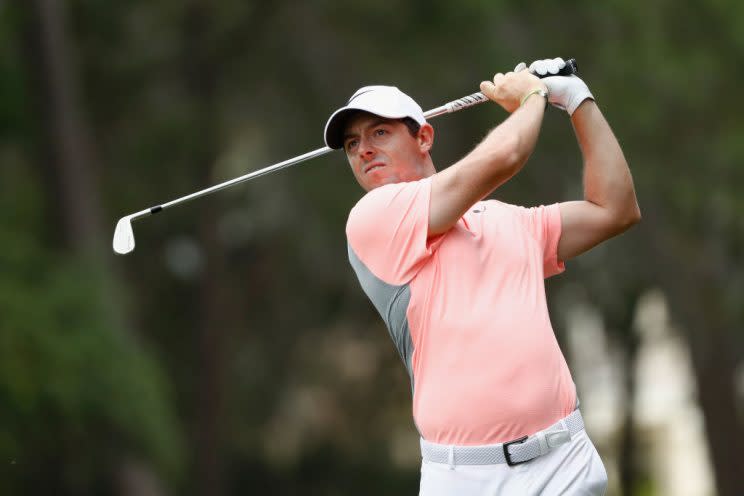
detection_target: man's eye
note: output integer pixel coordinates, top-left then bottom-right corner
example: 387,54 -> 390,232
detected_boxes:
346,140 -> 358,151
374,129 -> 386,136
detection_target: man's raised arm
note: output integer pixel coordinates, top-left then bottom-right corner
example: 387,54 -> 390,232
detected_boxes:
510,57 -> 640,261
556,100 -> 641,261
428,71 -> 548,236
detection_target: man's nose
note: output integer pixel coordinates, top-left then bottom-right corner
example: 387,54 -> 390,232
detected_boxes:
358,137 -> 376,158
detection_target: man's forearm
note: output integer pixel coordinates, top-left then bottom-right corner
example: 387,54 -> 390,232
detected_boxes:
428,95 -> 546,235
428,96 -> 545,235
428,68 -> 548,236
460,93 -> 546,192
571,100 -> 640,223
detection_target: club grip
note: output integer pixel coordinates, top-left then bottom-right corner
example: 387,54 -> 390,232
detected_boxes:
534,58 -> 578,78
447,92 -> 490,112
423,58 -> 579,119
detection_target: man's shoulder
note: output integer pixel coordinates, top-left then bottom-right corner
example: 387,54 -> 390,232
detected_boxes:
349,178 -> 429,218
346,177 -> 433,246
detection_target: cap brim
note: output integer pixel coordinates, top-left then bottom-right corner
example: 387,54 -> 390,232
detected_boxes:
323,108 -> 361,150
324,106 -> 421,150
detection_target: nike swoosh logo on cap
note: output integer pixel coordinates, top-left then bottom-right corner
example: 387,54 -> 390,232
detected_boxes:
348,89 -> 375,104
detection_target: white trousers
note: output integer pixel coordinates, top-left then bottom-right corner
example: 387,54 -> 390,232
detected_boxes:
418,430 -> 608,495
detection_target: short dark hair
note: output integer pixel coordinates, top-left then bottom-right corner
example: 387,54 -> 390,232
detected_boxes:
400,117 -> 422,138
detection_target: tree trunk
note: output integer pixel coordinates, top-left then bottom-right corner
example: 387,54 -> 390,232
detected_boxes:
618,333 -> 640,496
19,1 -> 165,495
692,337 -> 742,496
22,0 -> 104,256
182,2 -> 225,494
600,289 -> 643,496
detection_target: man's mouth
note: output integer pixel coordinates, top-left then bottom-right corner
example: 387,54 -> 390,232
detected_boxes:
364,162 -> 386,174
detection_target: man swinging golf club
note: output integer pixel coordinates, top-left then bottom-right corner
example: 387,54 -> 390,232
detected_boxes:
324,57 -> 640,495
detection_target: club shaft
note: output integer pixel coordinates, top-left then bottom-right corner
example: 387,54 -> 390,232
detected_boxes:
158,146 -> 333,212
133,57 -> 578,218
145,93 -> 488,216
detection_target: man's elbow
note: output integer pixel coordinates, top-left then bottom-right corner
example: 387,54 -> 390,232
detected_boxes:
614,202 -> 641,234
499,133 -> 527,174
630,203 -> 642,225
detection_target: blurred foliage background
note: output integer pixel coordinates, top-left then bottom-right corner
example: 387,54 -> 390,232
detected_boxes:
1,0 -> 742,494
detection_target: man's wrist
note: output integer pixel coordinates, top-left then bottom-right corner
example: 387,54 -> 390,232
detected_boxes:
569,97 -> 596,119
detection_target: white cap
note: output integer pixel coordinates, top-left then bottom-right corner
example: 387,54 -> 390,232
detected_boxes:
323,85 -> 426,149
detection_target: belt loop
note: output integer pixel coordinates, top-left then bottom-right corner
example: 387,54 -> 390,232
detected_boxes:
536,431 -> 549,456
447,445 -> 455,470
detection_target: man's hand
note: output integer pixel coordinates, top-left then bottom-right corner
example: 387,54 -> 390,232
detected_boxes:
514,58 -> 593,115
480,71 -> 548,114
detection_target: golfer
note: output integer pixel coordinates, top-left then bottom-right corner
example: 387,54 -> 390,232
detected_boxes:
324,57 -> 640,495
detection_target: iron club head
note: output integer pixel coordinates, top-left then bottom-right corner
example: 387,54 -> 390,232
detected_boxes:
113,216 -> 135,255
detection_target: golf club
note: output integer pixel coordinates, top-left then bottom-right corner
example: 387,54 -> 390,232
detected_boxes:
113,59 -> 578,255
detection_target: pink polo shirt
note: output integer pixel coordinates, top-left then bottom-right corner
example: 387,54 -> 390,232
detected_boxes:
346,177 -> 577,445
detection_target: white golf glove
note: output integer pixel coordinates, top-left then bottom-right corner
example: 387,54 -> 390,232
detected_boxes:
514,57 -> 594,115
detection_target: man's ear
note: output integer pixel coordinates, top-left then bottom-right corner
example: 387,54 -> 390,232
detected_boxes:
418,123 -> 434,153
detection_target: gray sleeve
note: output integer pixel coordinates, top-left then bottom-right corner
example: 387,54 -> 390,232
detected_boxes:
348,244 -> 415,392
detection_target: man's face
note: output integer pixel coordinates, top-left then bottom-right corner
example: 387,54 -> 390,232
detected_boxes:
343,113 -> 434,191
